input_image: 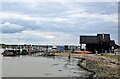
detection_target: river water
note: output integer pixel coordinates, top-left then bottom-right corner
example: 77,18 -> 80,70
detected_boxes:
0,49 -> 3,78
1,50 -> 91,77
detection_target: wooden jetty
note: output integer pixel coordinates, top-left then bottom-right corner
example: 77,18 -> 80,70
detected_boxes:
1,44 -> 80,57
1,44 -> 55,56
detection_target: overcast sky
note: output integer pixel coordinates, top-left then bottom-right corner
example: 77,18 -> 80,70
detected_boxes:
0,1 -> 118,45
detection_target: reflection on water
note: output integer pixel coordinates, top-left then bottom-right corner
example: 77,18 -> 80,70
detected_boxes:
2,54 -> 91,77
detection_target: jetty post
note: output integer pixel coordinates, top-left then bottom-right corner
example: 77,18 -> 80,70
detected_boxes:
46,45 -> 48,56
28,44 -> 32,55
68,50 -> 71,60
68,47 -> 71,60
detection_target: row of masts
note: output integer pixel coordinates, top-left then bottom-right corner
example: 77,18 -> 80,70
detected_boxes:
2,44 -> 80,57
2,45 -> 56,56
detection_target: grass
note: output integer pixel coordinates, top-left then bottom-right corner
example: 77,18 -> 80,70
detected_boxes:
99,53 -> 118,59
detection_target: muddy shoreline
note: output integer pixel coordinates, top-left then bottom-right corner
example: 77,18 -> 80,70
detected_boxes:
77,55 -> 119,78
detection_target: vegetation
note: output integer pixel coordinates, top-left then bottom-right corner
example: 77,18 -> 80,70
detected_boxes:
99,53 -> 118,59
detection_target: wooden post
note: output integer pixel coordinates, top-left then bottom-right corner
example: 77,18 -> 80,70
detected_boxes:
68,50 -> 71,60
45,46 -> 48,56
84,46 -> 86,57
84,49 -> 85,57
29,44 -> 32,55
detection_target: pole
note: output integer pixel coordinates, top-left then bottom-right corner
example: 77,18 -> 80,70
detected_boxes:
68,50 -> 71,60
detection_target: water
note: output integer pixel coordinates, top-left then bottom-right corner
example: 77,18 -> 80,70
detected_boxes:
2,52 -> 91,77
0,49 -> 3,78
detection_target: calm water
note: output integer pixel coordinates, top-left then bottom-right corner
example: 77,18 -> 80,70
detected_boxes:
2,51 -> 91,77
0,49 -> 3,78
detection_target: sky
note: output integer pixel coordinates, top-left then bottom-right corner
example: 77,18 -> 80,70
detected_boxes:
0,1 -> 118,45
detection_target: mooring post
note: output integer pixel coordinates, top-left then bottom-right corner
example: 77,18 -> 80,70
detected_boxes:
84,46 -> 86,57
46,45 -> 48,56
84,49 -> 85,57
28,44 -> 32,55
68,50 -> 71,60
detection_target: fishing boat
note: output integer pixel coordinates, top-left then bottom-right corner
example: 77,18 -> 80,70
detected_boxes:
1,49 -> 19,56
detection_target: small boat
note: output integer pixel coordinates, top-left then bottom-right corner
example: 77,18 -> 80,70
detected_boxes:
19,49 -> 28,55
1,49 -> 18,56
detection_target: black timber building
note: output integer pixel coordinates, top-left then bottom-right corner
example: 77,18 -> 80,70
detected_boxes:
80,34 -> 118,53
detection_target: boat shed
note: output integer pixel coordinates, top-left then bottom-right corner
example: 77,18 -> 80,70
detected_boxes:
80,34 -> 118,53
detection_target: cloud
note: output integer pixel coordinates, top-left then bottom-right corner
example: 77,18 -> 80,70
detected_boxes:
0,2 -> 118,45
1,0 -> 119,2
69,13 -> 118,23
1,22 -> 24,33
1,29 -> 78,45
21,30 -> 56,39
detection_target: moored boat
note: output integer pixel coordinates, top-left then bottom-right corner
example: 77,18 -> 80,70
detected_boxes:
1,49 -> 18,56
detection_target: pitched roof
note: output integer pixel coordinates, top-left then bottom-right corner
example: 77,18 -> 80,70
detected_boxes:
97,34 -> 110,42
80,36 -> 98,44
80,34 -> 110,44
